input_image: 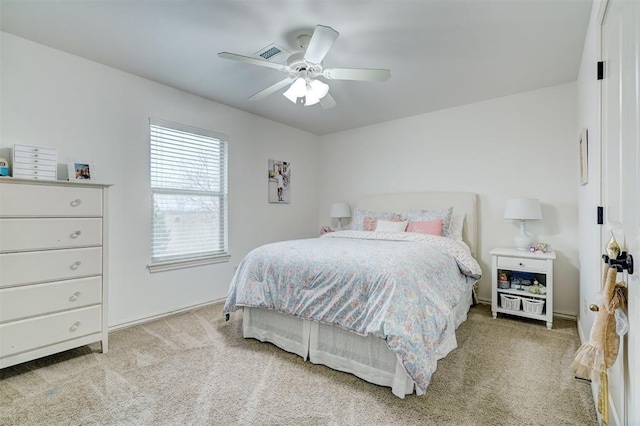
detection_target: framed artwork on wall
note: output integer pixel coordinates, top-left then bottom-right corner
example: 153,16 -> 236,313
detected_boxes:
579,128 -> 588,186
268,159 -> 291,203
68,161 -> 93,181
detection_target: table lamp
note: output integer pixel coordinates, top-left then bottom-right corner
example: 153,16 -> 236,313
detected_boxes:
504,198 -> 542,251
330,202 -> 351,230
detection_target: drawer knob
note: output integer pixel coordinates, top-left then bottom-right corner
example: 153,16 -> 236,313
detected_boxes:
69,291 -> 81,302
70,230 -> 82,239
70,321 -> 81,332
70,261 -> 81,270
70,199 -> 82,207
519,262 -> 524,266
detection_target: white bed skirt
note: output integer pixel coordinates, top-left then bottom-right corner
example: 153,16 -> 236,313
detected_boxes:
242,290 -> 473,398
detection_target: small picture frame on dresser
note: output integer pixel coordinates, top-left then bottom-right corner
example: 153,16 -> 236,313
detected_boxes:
68,161 -> 93,181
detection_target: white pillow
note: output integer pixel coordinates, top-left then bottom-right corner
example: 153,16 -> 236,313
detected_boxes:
375,219 -> 408,233
450,212 -> 465,241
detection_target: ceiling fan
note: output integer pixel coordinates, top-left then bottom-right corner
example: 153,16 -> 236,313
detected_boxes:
218,25 -> 391,109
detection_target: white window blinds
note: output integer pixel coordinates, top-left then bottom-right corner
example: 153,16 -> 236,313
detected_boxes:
149,118 -> 229,270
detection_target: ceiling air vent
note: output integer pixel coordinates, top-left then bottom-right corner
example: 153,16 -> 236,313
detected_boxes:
255,43 -> 290,64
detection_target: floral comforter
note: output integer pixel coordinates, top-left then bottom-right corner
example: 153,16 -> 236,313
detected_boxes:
223,231 -> 482,394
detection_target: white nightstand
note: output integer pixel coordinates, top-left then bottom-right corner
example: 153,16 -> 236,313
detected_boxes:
490,248 -> 556,329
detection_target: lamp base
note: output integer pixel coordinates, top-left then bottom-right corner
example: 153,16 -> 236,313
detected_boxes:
513,229 -> 533,251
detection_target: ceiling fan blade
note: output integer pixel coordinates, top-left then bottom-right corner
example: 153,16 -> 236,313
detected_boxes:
320,93 -> 336,109
249,77 -> 295,101
323,68 -> 391,82
304,25 -> 339,64
218,52 -> 287,71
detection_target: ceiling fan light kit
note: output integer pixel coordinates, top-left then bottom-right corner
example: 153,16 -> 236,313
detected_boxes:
218,24 -> 391,109
283,77 -> 329,106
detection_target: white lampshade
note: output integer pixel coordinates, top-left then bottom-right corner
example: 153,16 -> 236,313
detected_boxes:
504,198 -> 542,251
504,198 -> 542,220
330,203 -> 351,218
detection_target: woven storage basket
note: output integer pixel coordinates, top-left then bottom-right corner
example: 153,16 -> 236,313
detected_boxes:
522,298 -> 545,315
500,294 -> 521,311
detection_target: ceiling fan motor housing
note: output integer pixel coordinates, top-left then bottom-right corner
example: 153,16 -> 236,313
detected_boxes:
286,52 -> 322,78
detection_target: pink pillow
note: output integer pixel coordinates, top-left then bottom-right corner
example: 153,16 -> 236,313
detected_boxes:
363,216 -> 404,231
406,219 -> 443,236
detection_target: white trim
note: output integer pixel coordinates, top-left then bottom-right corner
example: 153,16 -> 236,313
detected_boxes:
109,298 -> 226,331
477,298 -> 577,320
147,254 -> 230,273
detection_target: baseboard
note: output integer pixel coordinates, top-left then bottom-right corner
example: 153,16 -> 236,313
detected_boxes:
476,298 -> 577,321
109,298 -> 226,332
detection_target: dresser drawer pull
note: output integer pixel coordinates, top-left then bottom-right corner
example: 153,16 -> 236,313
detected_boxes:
70,199 -> 82,207
519,262 -> 524,266
70,230 -> 82,239
69,291 -> 81,302
70,261 -> 82,270
70,321 -> 81,332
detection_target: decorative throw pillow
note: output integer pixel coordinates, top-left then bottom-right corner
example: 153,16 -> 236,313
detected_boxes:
351,209 -> 399,231
406,219 -> 443,236
375,219 -> 408,233
403,207 -> 454,238
363,216 -> 405,231
450,212 -> 465,241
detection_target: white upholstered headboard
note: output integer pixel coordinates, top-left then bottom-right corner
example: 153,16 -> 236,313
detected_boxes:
354,191 -> 479,258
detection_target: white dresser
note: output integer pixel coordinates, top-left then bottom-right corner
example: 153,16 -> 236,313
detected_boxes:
0,178 -> 110,368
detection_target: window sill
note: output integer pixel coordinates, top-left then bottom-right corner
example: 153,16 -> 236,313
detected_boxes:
147,254 -> 230,273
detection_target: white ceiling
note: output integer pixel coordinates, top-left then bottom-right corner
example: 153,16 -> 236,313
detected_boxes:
0,0 -> 592,136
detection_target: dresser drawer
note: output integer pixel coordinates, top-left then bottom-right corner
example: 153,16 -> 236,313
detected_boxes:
0,277 -> 102,322
12,170 -> 58,181
0,218 -> 102,252
0,183 -> 102,216
0,305 -> 101,358
13,162 -> 57,173
497,256 -> 547,272
13,144 -> 57,159
0,247 -> 102,288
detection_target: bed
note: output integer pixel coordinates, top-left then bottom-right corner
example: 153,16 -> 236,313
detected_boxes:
223,191 -> 481,398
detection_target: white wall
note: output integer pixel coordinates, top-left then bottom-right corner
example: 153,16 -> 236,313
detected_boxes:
317,84 -> 580,315
576,0 -> 602,344
1,33 -> 319,326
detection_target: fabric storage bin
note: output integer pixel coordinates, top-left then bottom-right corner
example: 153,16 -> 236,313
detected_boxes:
522,298 -> 545,315
500,294 -> 521,311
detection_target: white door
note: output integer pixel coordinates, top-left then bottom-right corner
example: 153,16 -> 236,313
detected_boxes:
600,0 -> 639,424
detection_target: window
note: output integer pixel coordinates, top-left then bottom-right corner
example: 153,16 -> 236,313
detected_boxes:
148,118 -> 229,272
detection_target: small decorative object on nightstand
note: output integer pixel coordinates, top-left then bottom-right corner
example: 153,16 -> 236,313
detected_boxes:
320,226 -> 334,235
491,247 -> 556,329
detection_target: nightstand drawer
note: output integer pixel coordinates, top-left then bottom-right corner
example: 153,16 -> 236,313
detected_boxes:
497,256 -> 547,271
0,305 -> 101,358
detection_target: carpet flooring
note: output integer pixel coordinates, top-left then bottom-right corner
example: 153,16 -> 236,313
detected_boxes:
0,303 -> 597,425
